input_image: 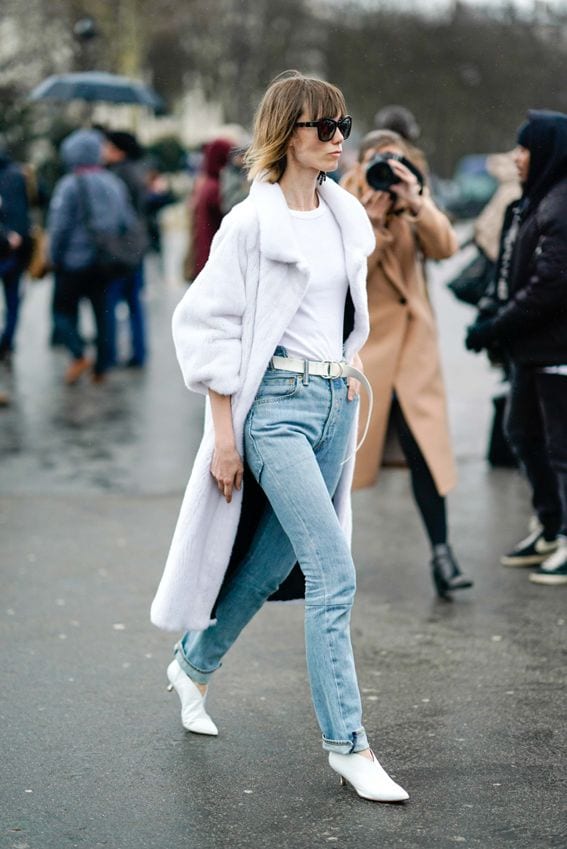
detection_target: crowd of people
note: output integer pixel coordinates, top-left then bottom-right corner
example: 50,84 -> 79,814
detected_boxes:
1,69 -> 566,803
0,125 -> 176,396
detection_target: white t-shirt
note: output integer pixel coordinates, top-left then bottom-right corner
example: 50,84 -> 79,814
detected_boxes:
279,196 -> 349,362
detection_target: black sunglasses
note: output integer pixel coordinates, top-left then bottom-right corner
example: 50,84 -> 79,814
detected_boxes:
294,115 -> 352,142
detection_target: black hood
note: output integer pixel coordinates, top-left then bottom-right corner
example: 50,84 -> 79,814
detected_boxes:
517,109 -> 567,209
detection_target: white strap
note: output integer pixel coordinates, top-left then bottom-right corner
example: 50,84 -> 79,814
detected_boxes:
270,356 -> 373,462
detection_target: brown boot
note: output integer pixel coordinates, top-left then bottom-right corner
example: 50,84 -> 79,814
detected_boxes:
64,357 -> 91,385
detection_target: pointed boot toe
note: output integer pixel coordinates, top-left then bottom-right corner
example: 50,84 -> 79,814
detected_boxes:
166,659 -> 219,736
446,573 -> 474,591
183,713 -> 219,736
329,751 -> 409,803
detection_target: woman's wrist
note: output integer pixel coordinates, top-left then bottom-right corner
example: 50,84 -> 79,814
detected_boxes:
214,433 -> 236,451
408,196 -> 423,216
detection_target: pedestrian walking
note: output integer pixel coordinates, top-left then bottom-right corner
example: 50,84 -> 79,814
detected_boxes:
151,71 -> 409,803
0,141 -> 31,368
144,164 -> 176,256
47,129 -> 136,384
183,137 -> 233,281
466,110 -> 567,586
342,130 -> 473,598
102,130 -> 149,368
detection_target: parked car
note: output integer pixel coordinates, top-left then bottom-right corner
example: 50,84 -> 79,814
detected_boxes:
433,155 -> 498,219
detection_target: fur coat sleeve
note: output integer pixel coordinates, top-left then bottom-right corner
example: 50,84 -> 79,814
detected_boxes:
173,206 -> 259,397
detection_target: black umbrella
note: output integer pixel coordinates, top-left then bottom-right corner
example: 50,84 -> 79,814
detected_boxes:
29,71 -> 165,113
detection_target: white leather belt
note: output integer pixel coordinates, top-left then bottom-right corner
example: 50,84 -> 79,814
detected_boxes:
270,355 -> 373,461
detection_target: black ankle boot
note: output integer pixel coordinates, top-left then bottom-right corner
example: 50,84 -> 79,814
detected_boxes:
430,544 -> 474,598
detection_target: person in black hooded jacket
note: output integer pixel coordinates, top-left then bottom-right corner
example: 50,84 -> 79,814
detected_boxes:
0,142 -> 31,366
466,110 -> 567,585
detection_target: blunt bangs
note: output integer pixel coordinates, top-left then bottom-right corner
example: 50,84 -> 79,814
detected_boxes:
302,80 -> 347,121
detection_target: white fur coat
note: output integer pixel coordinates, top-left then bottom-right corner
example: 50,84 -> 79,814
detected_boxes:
150,178 -> 375,632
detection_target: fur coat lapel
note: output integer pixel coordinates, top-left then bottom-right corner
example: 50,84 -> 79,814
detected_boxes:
150,178 -> 374,633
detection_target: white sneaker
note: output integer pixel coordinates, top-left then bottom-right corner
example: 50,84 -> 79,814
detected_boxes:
166,658 -> 219,736
500,529 -> 558,567
329,750 -> 409,802
529,538 -> 567,585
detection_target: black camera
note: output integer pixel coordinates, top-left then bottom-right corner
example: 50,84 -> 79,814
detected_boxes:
365,152 -> 424,194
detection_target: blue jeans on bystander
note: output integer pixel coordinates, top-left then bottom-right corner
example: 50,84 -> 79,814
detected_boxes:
106,264 -> 147,367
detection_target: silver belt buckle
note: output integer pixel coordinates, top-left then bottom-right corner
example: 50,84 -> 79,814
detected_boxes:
324,361 -> 343,379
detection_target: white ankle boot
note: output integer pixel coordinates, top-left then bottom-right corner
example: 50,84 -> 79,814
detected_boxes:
329,750 -> 409,802
166,658 -> 218,736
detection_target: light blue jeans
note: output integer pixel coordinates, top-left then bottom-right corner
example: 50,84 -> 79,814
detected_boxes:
175,351 -> 369,754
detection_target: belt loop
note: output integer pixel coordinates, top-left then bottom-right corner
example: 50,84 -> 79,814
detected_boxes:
302,359 -> 309,386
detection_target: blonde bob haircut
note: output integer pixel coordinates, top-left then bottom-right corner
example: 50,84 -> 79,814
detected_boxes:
245,70 -> 347,184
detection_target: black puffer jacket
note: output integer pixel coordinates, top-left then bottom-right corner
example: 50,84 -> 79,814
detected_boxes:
491,177 -> 567,365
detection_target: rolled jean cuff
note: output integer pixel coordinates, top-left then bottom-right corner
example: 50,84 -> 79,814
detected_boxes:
322,727 -> 369,754
173,642 -> 220,685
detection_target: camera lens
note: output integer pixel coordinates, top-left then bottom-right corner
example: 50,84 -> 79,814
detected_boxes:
365,155 -> 400,192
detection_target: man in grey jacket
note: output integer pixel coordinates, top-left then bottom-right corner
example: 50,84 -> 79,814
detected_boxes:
47,129 -> 135,384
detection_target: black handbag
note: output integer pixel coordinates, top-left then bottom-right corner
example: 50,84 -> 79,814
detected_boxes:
447,246 -> 495,307
77,176 -> 148,276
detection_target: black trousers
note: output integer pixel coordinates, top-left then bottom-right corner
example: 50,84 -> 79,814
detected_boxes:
505,364 -> 567,538
53,267 -> 110,376
390,396 -> 448,548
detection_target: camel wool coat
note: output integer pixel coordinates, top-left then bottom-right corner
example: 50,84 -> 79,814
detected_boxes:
343,170 -> 459,494
150,178 -> 375,633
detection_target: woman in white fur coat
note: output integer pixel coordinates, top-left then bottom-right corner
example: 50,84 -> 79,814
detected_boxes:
150,71 -> 409,803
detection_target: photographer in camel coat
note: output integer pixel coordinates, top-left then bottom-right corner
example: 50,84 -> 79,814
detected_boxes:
342,129 -> 473,598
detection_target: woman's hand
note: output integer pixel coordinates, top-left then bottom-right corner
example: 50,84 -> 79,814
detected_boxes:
347,352 -> 364,401
208,390 -> 243,503
360,188 -> 392,227
388,159 -> 422,215
7,231 -> 22,250
210,441 -> 244,503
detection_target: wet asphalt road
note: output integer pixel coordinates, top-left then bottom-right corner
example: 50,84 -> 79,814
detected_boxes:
1,234 -> 566,849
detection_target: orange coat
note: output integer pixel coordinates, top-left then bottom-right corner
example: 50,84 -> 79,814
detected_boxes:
343,169 -> 459,494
